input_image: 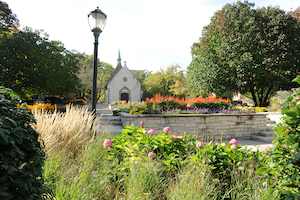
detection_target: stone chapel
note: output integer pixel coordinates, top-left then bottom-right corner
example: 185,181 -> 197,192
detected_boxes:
105,51 -> 142,104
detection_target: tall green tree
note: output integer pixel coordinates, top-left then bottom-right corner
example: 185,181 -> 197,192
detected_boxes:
0,27 -> 81,98
0,2 -> 81,99
77,54 -> 114,102
131,69 -> 151,100
187,1 -> 300,106
143,64 -> 188,98
0,1 -> 19,34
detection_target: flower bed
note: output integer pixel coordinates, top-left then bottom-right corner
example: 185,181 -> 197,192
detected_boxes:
117,94 -> 267,115
18,103 -> 55,113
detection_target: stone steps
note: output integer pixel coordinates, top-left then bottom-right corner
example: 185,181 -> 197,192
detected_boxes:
96,114 -> 124,134
250,123 -> 277,143
250,135 -> 276,143
98,109 -> 113,115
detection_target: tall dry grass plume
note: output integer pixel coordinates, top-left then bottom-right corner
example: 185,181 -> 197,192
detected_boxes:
32,105 -> 100,158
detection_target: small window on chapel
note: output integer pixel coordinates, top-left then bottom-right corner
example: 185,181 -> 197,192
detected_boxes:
123,77 -> 128,83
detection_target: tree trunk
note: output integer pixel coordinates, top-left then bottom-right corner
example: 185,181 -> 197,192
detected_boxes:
250,86 -> 258,106
261,86 -> 273,107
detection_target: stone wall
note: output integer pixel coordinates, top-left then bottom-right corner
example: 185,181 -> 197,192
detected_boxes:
119,112 -> 268,140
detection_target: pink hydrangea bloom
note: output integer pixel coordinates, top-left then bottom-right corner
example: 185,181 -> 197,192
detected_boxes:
196,142 -> 203,147
103,139 -> 112,148
229,138 -> 238,145
148,152 -> 155,158
139,120 -> 145,126
163,127 -> 170,132
148,129 -> 155,136
231,144 -> 237,150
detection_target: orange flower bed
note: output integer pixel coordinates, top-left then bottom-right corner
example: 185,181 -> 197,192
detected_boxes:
18,103 -> 55,113
145,94 -> 228,106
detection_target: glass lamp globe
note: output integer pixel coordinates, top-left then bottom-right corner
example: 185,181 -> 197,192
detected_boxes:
88,7 -> 107,32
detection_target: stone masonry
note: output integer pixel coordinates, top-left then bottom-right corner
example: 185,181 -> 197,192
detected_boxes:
119,112 -> 268,140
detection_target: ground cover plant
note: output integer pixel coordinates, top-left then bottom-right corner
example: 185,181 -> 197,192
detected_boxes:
35,107 -> 272,199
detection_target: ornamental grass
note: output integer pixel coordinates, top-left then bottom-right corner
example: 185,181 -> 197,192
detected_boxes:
32,105 -> 99,158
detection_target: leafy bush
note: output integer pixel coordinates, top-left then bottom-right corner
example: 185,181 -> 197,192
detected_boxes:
104,125 -> 196,186
190,101 -> 230,110
0,87 -> 45,200
189,142 -> 266,197
258,77 -> 300,199
63,99 -> 87,105
102,123 -> 268,198
129,104 -> 148,114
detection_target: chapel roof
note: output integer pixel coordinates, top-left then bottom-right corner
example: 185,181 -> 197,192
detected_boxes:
105,62 -> 122,88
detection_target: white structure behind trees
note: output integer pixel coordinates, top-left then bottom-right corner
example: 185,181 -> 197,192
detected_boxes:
105,51 -> 142,104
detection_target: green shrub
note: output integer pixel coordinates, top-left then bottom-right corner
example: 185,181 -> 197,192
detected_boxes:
129,104 -> 148,114
190,101 -> 229,110
105,125 -> 196,184
188,142 -> 266,198
258,77 -> 300,199
0,87 -> 45,200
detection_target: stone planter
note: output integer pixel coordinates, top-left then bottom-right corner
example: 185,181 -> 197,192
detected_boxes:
119,112 -> 268,140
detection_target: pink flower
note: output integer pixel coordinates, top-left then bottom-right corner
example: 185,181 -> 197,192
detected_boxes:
199,135 -> 203,139
103,139 -> 112,148
231,144 -> 237,150
148,129 -> 155,136
196,142 -> 203,147
229,138 -> 238,145
148,152 -> 155,158
139,120 -> 145,126
163,127 -> 170,132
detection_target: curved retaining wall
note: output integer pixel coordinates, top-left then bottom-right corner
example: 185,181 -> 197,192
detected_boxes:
119,112 -> 268,140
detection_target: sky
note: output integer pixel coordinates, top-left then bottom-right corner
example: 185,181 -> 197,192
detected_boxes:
5,0 -> 300,73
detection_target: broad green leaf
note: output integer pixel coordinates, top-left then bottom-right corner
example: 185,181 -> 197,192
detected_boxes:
270,99 -> 277,105
293,152 -> 300,160
256,168 -> 266,175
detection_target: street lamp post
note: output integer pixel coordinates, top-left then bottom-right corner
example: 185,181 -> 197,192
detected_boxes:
88,7 -> 107,115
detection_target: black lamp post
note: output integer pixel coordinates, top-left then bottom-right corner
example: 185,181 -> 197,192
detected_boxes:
88,7 -> 107,115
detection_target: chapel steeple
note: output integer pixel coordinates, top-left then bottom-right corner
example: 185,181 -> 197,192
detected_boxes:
117,49 -> 121,65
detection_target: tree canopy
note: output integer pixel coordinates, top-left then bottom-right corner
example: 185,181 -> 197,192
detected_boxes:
0,1 -> 81,99
77,54 -> 114,102
187,1 -> 300,106
0,1 -> 19,33
143,64 -> 188,98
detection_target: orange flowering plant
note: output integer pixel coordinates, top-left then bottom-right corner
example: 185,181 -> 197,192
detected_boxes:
17,103 -> 55,113
117,94 -> 230,114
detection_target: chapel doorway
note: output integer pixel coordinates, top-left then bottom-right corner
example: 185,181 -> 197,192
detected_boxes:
120,93 -> 129,102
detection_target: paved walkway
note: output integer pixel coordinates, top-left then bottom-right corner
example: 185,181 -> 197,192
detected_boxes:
238,139 -> 273,151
